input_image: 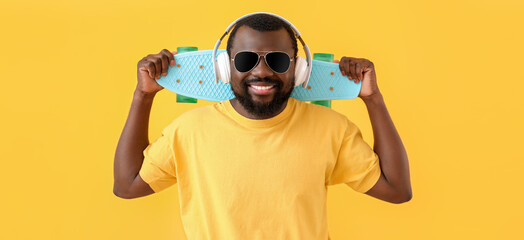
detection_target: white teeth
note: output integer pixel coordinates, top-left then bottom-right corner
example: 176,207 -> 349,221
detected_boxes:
251,85 -> 273,90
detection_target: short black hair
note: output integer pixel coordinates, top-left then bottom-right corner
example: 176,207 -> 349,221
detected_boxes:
226,14 -> 298,58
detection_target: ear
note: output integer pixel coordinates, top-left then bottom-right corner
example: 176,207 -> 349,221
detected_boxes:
294,56 -> 308,87
217,52 -> 231,84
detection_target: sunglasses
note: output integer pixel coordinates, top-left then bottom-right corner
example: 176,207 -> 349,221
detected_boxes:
232,51 -> 294,74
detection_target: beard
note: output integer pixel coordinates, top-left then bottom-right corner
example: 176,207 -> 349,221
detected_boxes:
231,77 -> 295,119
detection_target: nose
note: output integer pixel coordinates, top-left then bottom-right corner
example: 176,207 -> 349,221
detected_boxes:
249,56 -> 274,79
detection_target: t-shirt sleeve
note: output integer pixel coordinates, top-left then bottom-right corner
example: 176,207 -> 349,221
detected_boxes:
138,121 -> 178,193
326,118 -> 382,193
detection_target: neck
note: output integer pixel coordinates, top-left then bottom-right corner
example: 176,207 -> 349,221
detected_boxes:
229,98 -> 289,120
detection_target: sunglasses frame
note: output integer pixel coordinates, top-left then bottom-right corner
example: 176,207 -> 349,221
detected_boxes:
231,50 -> 295,74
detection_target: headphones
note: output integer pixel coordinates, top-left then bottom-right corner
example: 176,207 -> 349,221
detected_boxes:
212,12 -> 312,88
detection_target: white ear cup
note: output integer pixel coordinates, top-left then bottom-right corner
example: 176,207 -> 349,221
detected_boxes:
217,52 -> 231,84
294,56 -> 308,87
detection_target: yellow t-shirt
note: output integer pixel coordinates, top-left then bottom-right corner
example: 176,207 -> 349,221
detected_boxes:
139,97 -> 381,240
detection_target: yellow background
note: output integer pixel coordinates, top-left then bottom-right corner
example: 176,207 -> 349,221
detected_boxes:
1,0 -> 523,239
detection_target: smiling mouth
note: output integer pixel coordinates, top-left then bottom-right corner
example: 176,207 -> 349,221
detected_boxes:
248,84 -> 276,95
251,85 -> 274,90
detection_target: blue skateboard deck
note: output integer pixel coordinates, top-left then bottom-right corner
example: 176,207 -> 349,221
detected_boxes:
157,50 -> 361,102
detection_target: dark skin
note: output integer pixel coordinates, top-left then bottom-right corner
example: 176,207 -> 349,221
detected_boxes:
228,26 -> 296,119
112,50 -> 173,199
114,26 -> 412,204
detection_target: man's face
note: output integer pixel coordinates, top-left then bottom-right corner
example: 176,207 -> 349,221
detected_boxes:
229,26 -> 296,118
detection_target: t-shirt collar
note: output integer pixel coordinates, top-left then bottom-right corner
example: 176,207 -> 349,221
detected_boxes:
222,97 -> 296,128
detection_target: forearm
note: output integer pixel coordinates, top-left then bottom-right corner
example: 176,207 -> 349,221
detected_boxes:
362,92 -> 412,196
113,89 -> 156,194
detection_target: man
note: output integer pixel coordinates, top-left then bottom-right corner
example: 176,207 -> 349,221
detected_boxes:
114,14 -> 411,239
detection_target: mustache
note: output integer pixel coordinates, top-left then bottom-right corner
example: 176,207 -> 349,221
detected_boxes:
243,77 -> 283,87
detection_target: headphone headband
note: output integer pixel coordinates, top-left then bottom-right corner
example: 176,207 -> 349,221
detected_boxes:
222,12 -> 302,39
212,12 -> 312,88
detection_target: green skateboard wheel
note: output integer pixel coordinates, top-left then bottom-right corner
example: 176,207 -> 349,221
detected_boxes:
176,46 -> 199,103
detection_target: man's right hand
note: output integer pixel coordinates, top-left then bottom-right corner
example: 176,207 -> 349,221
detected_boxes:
136,49 -> 177,95
114,49 -> 177,199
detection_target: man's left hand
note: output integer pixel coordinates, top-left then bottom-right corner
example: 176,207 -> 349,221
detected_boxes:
335,57 -> 380,100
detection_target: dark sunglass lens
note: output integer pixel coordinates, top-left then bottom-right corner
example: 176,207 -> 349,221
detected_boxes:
234,52 -> 259,72
266,52 -> 291,73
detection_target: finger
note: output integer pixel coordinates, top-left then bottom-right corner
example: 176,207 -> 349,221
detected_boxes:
151,56 -> 162,79
345,60 -> 351,80
144,61 -> 156,79
337,58 -> 345,76
355,62 -> 362,82
162,49 -> 176,67
349,61 -> 357,81
353,61 -> 360,83
351,61 -> 359,83
339,61 -> 345,76
341,58 -> 348,78
138,56 -> 154,79
160,54 -> 169,77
